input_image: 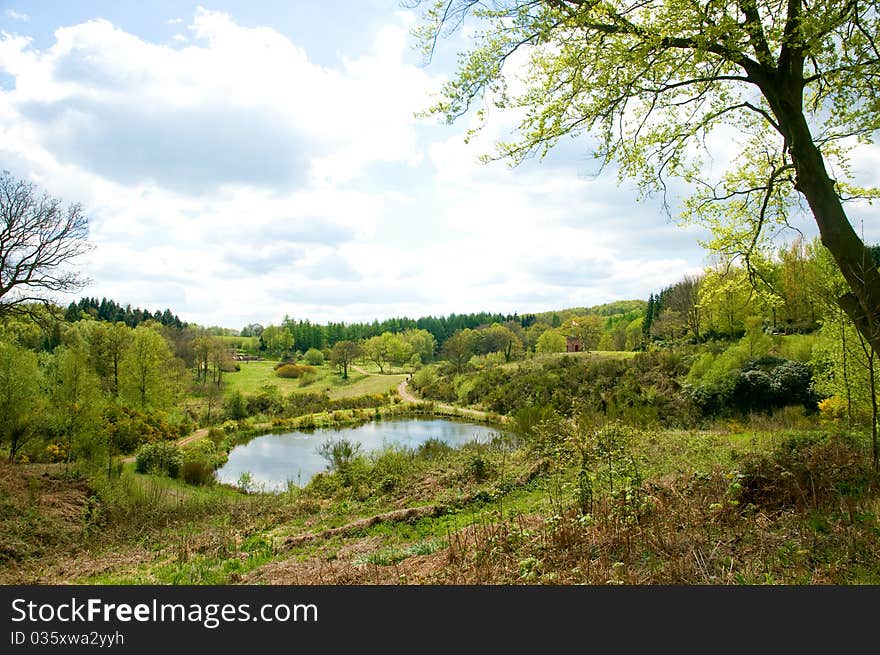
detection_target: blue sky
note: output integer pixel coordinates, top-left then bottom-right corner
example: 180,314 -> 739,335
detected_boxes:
2,1 -> 865,329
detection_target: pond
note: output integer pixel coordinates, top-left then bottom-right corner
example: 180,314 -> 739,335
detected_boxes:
214,418 -> 505,492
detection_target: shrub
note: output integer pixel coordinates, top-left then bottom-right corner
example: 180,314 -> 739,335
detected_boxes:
318,438 -> 361,471
417,437 -> 452,460
275,364 -> 317,379
411,365 -> 438,391
733,369 -> 774,412
303,348 -> 324,366
818,396 -> 846,424
134,442 -> 182,477
102,406 -> 184,454
181,460 -> 214,485
225,389 -> 248,420
737,432 -> 877,510
770,360 -> 815,408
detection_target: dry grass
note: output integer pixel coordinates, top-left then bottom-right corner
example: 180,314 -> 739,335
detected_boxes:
426,436 -> 880,585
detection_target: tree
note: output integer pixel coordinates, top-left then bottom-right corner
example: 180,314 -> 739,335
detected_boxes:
664,275 -> 704,340
700,266 -> 753,338
0,340 -> 44,461
0,172 -> 92,316
208,338 -> 234,387
402,328 -> 437,363
536,329 -> 566,353
441,328 -> 475,373
48,345 -> 103,471
417,0 -> 880,355
364,332 -> 414,372
330,340 -> 362,379
363,334 -> 391,373
481,323 -> 523,362
79,320 -> 132,397
120,325 -> 178,411
261,324 -> 294,358
303,347 -> 324,366
524,321 -> 551,351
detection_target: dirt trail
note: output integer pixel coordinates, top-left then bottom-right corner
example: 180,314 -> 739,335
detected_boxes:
397,378 -> 419,402
350,364 -> 373,376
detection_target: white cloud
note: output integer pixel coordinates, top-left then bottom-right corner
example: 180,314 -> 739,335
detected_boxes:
0,5 -> 723,327
0,8 -> 437,193
4,9 -> 30,22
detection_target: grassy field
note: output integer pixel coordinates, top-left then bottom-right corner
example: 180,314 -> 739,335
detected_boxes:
223,360 -> 405,400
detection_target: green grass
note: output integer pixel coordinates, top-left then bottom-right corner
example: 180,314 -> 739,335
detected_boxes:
222,360 -> 405,400
354,360 -> 412,375
216,335 -> 259,350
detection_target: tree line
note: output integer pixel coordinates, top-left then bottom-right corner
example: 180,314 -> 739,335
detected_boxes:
64,297 -> 185,329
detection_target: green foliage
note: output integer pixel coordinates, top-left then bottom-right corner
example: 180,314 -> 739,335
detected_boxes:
329,340 -> 362,379
47,345 -> 104,467
411,364 -> 439,391
363,332 -> 415,373
303,348 -> 324,366
536,329 -> 566,353
180,460 -> 215,486
443,350 -> 697,427
225,389 -> 248,420
0,339 -> 44,461
416,437 -> 453,460
512,404 -> 559,443
120,325 -> 181,411
317,438 -> 364,485
135,441 -> 183,477
275,363 -> 317,379
102,405 -> 184,454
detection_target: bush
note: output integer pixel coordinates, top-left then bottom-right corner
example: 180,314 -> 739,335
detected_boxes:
181,460 -> 214,485
417,437 -> 452,460
411,365 -> 438,391
225,389 -> 248,420
318,438 -> 362,472
102,406 -> 184,454
770,360 -> 815,408
303,348 -> 324,366
737,432 -> 877,510
134,442 -> 182,477
275,364 -> 317,379
733,369 -> 774,412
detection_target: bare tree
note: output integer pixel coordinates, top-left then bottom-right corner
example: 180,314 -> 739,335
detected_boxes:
0,171 -> 92,316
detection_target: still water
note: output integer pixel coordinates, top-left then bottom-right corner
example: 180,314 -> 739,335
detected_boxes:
214,419 -> 503,492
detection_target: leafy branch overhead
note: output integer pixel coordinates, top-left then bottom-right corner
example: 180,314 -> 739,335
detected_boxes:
414,0 -> 880,351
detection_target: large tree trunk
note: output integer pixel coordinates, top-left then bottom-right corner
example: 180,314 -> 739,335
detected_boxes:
770,86 -> 880,355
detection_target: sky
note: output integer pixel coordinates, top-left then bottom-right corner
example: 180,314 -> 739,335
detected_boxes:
1,1 -> 874,330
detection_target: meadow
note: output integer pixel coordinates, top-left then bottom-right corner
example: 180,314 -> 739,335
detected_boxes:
221,360 -> 406,401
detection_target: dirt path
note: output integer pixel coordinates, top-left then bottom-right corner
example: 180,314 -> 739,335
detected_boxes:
120,427 -> 211,464
350,364 -> 374,376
